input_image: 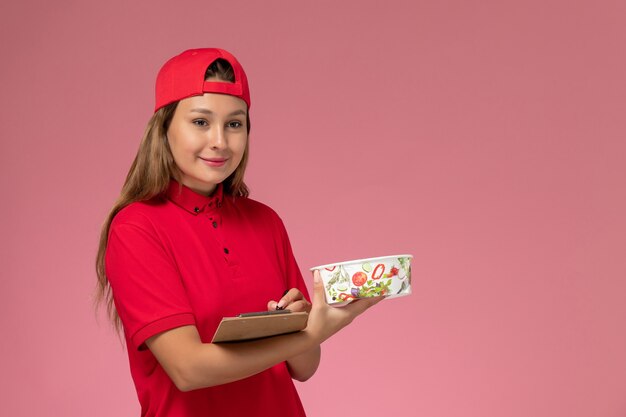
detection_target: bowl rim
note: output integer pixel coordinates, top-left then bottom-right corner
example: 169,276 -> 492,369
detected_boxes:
310,254 -> 413,271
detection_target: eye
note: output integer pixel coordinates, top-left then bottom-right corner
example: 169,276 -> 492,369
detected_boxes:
192,119 -> 208,127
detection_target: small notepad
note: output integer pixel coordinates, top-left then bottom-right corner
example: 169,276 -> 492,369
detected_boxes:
211,311 -> 309,343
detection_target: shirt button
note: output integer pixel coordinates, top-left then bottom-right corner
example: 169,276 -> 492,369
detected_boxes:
223,248 -> 229,254
194,207 -> 200,213
212,221 -> 218,228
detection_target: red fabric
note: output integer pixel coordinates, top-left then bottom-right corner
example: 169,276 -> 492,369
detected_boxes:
105,180 -> 309,417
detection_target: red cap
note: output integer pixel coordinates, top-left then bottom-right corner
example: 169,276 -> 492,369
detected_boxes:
154,48 -> 250,112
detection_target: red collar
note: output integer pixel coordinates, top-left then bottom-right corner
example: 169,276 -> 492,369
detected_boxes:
166,180 -> 224,215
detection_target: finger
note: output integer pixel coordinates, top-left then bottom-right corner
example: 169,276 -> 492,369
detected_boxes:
311,270 -> 326,305
342,296 -> 383,316
267,300 -> 278,310
277,288 -> 303,309
282,299 -> 311,313
286,288 -> 305,300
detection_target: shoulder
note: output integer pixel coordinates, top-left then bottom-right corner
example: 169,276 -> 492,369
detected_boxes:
228,195 -> 290,235
110,197 -> 170,231
230,195 -> 283,221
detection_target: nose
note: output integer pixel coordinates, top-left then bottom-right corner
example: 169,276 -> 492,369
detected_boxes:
208,124 -> 226,150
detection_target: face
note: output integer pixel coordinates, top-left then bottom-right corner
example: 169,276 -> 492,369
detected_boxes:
167,92 -> 248,195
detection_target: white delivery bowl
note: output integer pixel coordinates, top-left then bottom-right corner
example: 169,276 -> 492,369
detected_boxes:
311,254 -> 413,305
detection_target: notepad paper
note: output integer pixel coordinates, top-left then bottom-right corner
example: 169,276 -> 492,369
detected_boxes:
211,311 -> 309,343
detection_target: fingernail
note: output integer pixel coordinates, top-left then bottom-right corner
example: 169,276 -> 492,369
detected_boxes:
277,300 -> 286,309
313,270 -> 320,283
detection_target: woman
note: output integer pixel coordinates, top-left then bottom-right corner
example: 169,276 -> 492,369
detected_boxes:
96,48 -> 380,417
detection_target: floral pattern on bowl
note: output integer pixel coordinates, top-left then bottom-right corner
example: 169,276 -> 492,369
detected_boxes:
311,255 -> 412,304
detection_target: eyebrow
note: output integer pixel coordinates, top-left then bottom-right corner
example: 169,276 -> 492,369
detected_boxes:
189,108 -> 247,117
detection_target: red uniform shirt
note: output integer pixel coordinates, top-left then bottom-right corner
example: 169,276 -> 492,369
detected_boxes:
105,180 -> 309,417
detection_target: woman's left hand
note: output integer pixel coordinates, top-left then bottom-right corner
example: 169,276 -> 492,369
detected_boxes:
267,288 -> 311,313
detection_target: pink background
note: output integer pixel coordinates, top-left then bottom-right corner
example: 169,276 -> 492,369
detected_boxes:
2,0 -> 625,416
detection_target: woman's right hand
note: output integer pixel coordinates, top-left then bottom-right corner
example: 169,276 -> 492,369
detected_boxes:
304,270 -> 383,344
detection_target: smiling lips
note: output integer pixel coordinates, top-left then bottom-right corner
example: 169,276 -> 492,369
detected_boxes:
200,157 -> 228,167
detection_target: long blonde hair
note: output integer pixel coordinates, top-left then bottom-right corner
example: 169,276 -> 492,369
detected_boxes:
95,59 -> 250,329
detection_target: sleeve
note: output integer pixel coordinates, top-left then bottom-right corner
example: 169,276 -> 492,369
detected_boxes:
105,215 -> 196,350
273,214 -> 311,303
